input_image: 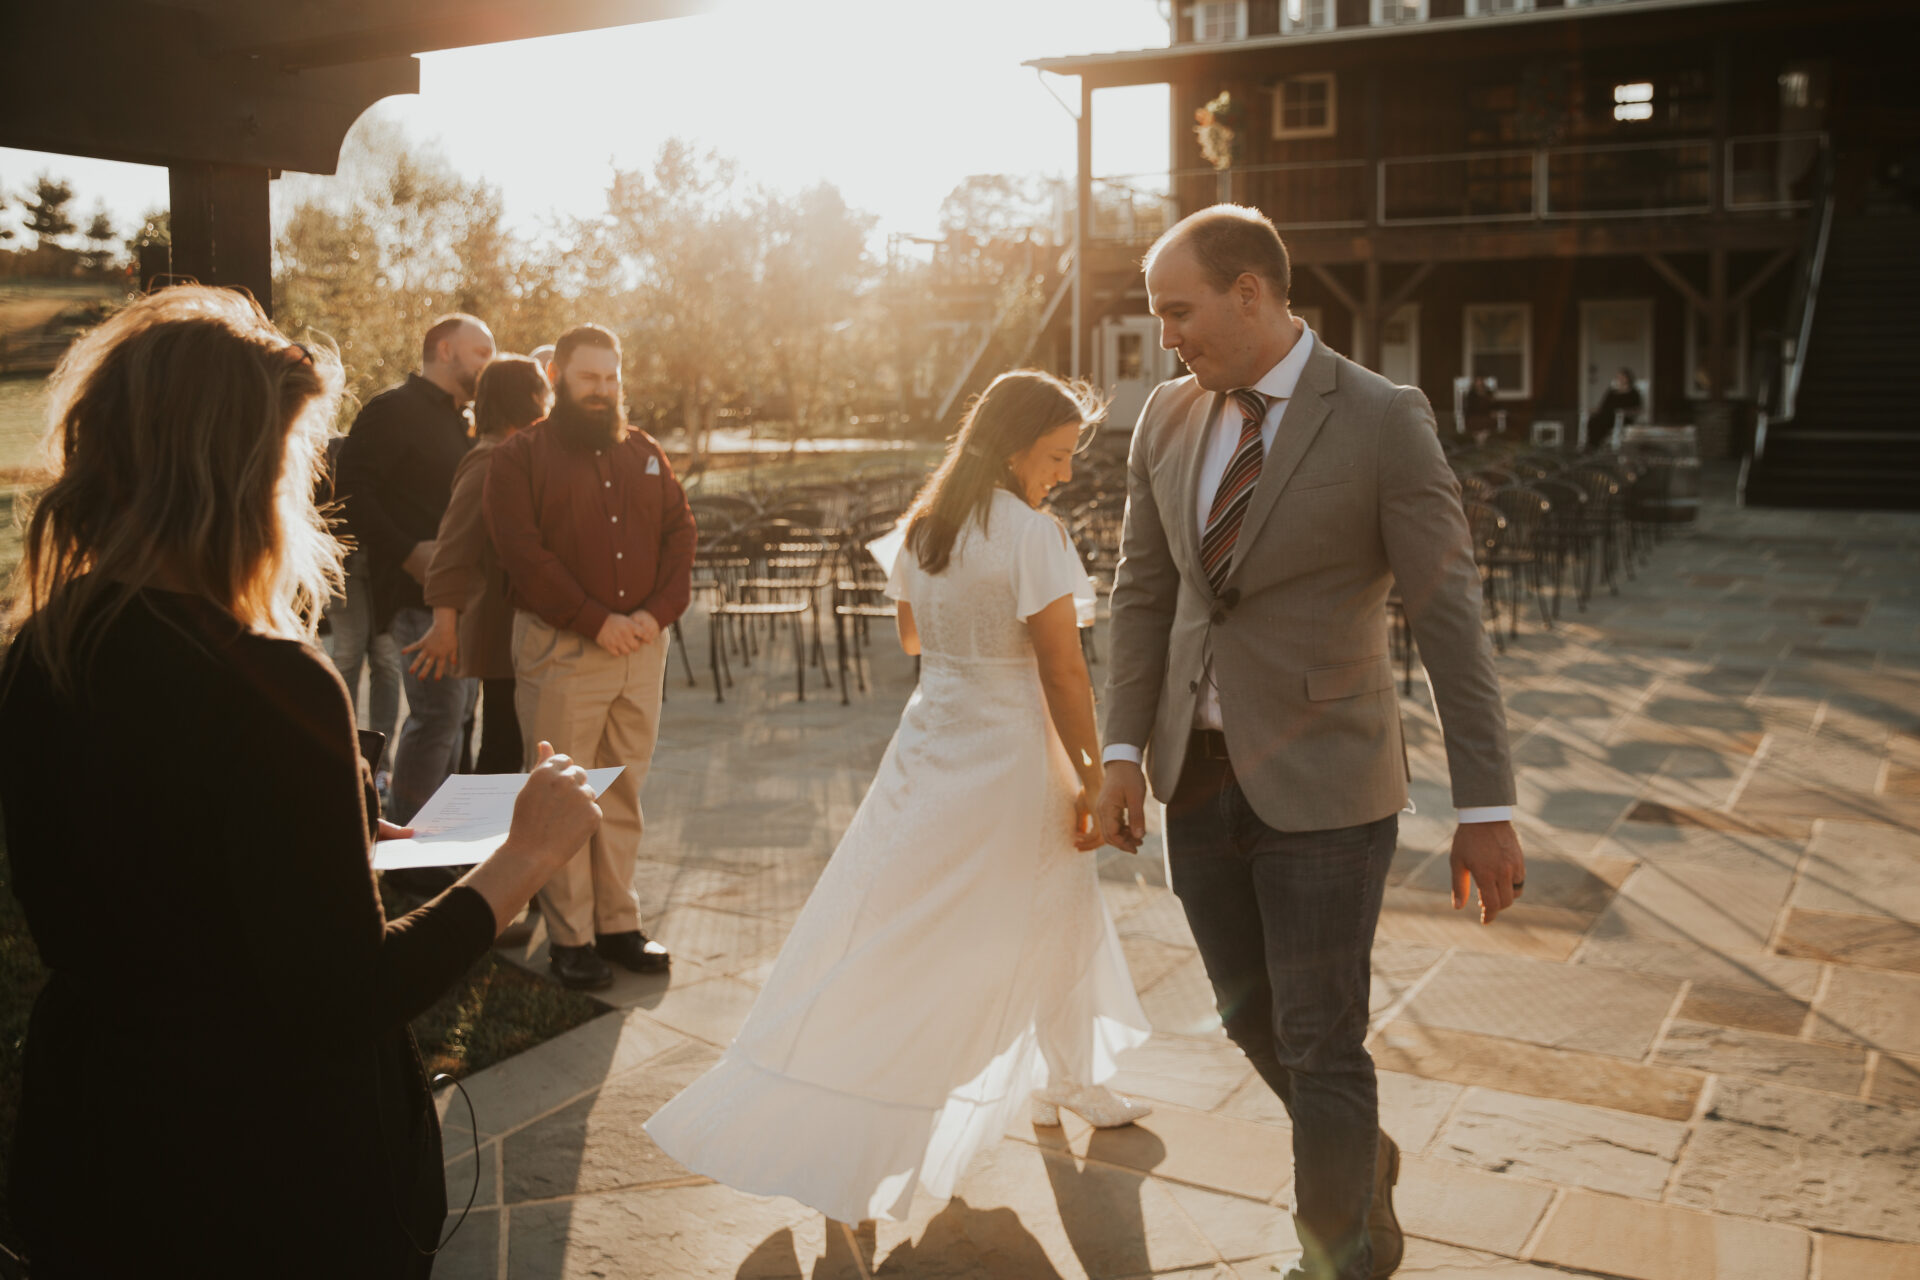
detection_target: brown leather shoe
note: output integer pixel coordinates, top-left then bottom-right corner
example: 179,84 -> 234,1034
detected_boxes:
1370,1129 -> 1404,1278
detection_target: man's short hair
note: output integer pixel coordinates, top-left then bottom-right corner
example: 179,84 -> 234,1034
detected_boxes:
1144,205 -> 1290,303
553,324 -> 621,373
421,313 -> 485,366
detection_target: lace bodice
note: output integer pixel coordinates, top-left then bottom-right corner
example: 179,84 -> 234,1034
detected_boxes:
885,490 -> 1090,664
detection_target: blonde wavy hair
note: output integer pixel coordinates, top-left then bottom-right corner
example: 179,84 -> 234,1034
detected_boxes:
6,285 -> 345,691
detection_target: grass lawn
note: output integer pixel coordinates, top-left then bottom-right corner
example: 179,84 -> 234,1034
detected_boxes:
0,837 -> 602,1251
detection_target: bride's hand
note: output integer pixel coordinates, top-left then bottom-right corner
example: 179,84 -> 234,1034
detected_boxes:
1072,787 -> 1104,852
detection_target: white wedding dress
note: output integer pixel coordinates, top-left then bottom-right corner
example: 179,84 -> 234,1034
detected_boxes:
646,489 -> 1151,1224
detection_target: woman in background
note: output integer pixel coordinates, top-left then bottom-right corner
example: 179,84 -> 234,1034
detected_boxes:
0,286 -> 600,1278
403,354 -> 554,774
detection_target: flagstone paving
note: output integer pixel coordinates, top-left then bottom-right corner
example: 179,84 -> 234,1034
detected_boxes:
429,473 -> 1920,1278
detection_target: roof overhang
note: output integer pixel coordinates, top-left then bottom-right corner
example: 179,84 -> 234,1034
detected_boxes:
0,0 -> 717,173
1027,0 -> 1841,89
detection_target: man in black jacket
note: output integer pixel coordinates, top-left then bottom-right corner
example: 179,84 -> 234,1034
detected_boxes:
338,313 -> 495,825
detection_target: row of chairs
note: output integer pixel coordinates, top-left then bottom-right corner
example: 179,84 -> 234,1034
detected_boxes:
1385,447 -> 1670,684
687,500 -> 909,705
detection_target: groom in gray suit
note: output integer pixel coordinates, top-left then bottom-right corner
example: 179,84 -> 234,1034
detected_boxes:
1096,206 -> 1524,1280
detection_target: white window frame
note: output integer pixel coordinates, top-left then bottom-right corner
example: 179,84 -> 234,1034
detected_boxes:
1272,73 -> 1338,140
1191,0 -> 1249,43
1463,302 -> 1533,400
1283,0 -> 1336,34
1685,304 -> 1749,399
1371,0 -> 1429,25
1466,0 -> 1534,14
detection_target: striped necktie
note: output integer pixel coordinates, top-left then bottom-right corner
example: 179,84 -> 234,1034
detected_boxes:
1199,388 -> 1272,595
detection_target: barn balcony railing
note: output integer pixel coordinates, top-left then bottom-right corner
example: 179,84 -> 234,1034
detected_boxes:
1088,131 -> 1824,242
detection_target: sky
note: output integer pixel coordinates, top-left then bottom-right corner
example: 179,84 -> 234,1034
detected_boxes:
0,0 -> 1173,248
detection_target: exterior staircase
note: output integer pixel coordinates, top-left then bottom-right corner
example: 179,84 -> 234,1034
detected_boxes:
1745,211 -> 1920,510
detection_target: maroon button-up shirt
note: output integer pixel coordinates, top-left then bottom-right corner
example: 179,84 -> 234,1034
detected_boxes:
482,419 -> 697,639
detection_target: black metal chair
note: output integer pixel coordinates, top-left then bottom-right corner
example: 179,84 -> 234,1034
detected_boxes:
705,529 -> 832,702
1563,464 -> 1631,597
1487,485 -> 1556,633
1462,499 -> 1510,653
1531,477 -> 1590,617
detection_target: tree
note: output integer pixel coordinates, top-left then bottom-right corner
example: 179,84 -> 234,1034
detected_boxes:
757,182 -> 877,451
22,175 -> 76,250
79,204 -> 117,273
937,173 -> 1057,244
597,140 -> 761,455
275,114 -> 569,413
126,208 -> 170,254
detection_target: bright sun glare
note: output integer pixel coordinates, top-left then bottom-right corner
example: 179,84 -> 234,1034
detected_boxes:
0,0 -> 1171,243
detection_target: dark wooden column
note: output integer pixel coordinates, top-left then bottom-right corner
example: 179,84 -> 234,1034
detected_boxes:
1360,259 -> 1382,370
1707,244 -> 1729,398
168,162 -> 275,315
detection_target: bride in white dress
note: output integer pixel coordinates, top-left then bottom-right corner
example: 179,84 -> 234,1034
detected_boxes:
646,369 -> 1153,1232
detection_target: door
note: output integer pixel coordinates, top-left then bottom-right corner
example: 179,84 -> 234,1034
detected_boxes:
1379,304 -> 1420,387
1350,304 -> 1420,386
1580,299 -> 1653,433
1100,314 -> 1166,433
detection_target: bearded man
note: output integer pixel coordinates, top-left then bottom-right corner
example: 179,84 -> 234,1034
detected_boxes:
484,324 -> 696,990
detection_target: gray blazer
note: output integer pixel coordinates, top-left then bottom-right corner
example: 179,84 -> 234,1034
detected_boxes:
1103,338 -> 1515,832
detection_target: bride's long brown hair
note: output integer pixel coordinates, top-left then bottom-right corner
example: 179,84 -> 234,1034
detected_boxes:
6,286 -> 344,692
905,370 -> 1103,575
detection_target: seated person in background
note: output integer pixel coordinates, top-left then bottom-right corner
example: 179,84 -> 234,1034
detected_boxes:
1586,366 -> 1644,446
0,286 -> 601,1279
1463,374 -> 1498,440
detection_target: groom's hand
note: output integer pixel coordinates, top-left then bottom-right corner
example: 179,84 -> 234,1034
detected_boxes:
1097,761 -> 1148,854
1450,820 -> 1527,924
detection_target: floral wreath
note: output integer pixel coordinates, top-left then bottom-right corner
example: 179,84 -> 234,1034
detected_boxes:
1194,91 -> 1241,172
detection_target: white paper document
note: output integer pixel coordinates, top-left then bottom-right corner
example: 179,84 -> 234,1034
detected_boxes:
372,767 -> 625,870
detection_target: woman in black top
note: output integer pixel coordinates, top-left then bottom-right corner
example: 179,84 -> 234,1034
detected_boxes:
0,286 -> 600,1278
1585,366 -> 1644,447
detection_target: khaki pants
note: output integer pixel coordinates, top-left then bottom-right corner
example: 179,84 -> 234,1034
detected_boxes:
512,610 -> 668,948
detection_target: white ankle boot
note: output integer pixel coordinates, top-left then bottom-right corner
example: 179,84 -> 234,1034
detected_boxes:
1030,1081 -> 1152,1128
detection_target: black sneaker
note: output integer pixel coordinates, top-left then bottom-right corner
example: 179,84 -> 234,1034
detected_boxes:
548,943 -> 614,991
596,930 -> 671,974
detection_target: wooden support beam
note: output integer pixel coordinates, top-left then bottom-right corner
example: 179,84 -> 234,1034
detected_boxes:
1731,249 -> 1794,308
1277,219 -> 1802,267
1643,253 -> 1709,313
169,162 -> 275,314
1306,263 -> 1360,317
1381,263 -> 1433,319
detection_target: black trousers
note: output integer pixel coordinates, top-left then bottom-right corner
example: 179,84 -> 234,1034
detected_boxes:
477,676 -> 523,774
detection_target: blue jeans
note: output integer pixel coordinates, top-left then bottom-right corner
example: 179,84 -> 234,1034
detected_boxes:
1164,749 -> 1395,1280
322,552 -> 400,775
386,605 -> 477,825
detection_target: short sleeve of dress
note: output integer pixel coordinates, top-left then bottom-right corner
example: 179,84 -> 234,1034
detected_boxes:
1012,512 -> 1091,621
873,522 -> 912,603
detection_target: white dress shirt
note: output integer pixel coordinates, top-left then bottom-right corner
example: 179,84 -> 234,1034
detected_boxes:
1103,321 -> 1511,825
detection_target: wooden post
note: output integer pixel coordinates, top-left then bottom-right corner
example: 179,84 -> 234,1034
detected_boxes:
1073,77 -> 1092,380
1361,259 -> 1382,371
1708,245 -> 1728,398
1711,37 -> 1731,214
1365,68 -> 1382,228
169,161 -> 274,315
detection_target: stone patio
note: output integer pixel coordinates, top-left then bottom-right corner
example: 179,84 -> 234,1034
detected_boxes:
427,472 -> 1920,1279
